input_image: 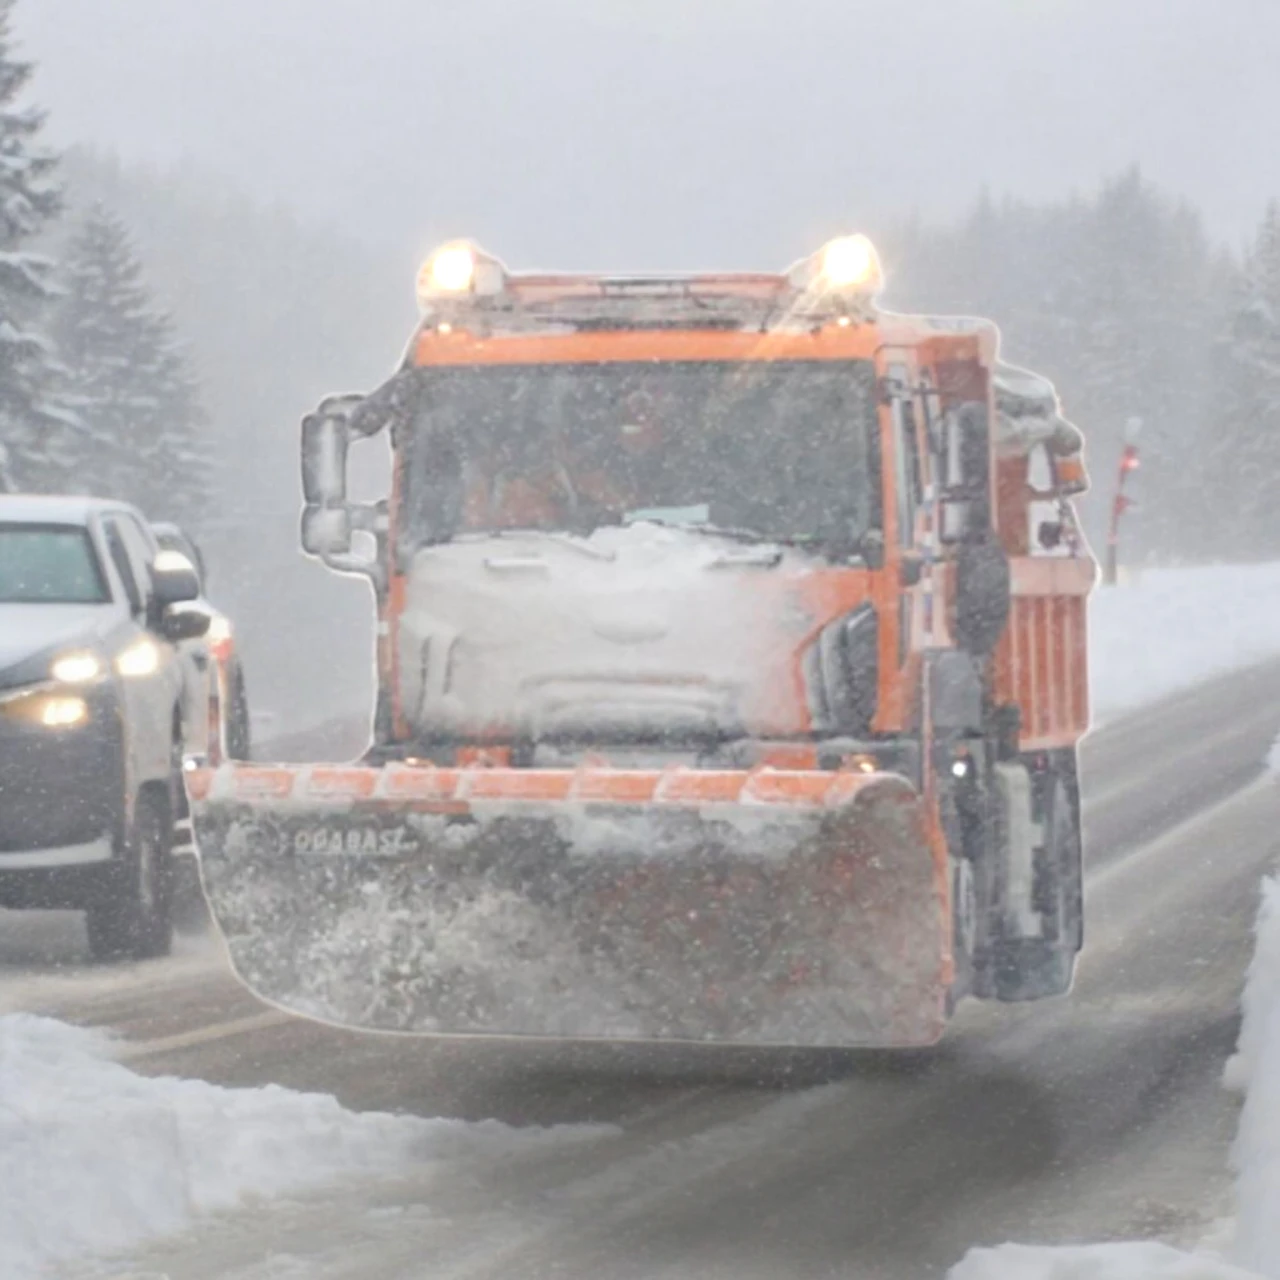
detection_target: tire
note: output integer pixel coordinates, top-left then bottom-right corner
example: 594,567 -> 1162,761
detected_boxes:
85,789 -> 174,962
225,665 -> 251,761
989,751 -> 1082,1002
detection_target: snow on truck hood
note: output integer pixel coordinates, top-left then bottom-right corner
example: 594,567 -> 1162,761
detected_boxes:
398,523 -> 840,740
0,602 -> 117,676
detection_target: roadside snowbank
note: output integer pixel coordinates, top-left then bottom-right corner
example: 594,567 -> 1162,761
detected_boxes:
950,1242 -> 1258,1280
1090,563 -> 1280,718
950,875 -> 1280,1280
1229,879 -> 1280,1279
0,1013 -> 597,1280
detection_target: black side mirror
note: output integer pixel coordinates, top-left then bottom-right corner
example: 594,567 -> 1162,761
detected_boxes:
1038,520 -> 1064,550
160,603 -> 213,642
857,529 -> 886,569
152,552 -> 201,607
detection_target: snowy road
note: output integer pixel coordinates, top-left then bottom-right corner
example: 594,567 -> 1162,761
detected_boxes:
5,659 -> 1280,1279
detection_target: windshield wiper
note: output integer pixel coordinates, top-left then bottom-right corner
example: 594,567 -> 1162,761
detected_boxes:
622,515 -> 825,550
456,529 -> 617,562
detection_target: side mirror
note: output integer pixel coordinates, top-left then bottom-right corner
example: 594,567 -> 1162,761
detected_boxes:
301,411 -> 351,507
160,603 -> 213,643
301,505 -> 353,557
1037,520 -> 1064,550
855,528 -> 885,569
151,551 -> 201,606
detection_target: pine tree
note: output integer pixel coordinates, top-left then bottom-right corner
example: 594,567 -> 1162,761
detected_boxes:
0,0 -> 77,489
54,205 -> 213,526
884,169 -> 1227,561
1204,204 -> 1280,558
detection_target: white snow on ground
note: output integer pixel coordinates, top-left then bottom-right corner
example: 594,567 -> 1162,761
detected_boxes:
950,875 -> 1280,1280
1229,879 -> 1280,1278
1224,879 -> 1280,1093
1090,563 -> 1280,719
950,1242 -> 1259,1280
0,1013 -> 603,1280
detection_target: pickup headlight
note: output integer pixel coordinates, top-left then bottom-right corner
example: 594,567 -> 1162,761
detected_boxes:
50,650 -> 103,684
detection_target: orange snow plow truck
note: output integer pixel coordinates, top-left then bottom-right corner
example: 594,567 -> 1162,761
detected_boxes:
188,236 -> 1095,1048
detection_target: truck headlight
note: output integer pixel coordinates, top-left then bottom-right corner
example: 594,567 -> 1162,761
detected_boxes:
50,650 -> 103,684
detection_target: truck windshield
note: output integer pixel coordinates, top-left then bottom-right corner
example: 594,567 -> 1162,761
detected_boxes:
0,524 -> 110,604
400,360 -> 879,550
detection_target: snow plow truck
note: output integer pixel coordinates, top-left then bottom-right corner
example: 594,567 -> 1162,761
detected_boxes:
188,236 -> 1095,1048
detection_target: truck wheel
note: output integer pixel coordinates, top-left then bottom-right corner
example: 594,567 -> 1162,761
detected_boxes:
225,665 -> 251,761
989,752 -> 1082,1001
86,790 -> 175,962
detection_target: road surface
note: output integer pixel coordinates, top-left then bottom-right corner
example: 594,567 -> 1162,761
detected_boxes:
5,660 -> 1280,1279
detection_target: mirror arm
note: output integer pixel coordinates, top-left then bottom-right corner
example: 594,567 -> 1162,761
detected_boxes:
319,551 -> 386,592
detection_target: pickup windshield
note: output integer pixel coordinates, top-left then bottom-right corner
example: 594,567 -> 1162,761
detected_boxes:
0,524 -> 110,604
399,360 -> 880,552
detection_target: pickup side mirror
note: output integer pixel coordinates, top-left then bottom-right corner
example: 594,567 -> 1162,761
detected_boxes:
160,602 -> 213,643
151,551 -> 201,607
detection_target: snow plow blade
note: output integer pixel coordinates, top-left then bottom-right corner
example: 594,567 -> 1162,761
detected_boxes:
187,764 -> 950,1048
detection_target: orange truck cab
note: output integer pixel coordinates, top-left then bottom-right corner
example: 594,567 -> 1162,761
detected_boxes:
190,236 -> 1095,1049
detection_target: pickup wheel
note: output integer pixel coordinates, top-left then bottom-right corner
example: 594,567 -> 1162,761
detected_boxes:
86,789 -> 174,962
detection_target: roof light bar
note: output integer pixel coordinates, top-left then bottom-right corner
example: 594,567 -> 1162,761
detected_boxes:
786,234 -> 884,299
416,240 -> 507,310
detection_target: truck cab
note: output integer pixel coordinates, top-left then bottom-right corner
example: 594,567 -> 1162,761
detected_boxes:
190,236 -> 1095,1047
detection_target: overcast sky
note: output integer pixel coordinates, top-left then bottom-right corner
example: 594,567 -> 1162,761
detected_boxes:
16,0 -> 1280,272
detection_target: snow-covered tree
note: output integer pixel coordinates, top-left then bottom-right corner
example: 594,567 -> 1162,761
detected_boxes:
0,0 -> 77,489
884,169 -> 1227,561
1201,204 -> 1280,558
54,205 -> 213,525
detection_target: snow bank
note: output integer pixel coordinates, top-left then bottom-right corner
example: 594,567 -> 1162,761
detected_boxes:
1230,878 -> 1280,1278
950,872 -> 1280,1280
1090,563 -> 1280,718
0,1013 -> 597,1280
1224,879 -> 1280,1093
950,1242 -> 1258,1280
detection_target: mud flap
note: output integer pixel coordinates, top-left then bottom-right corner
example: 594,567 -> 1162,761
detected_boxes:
188,765 -> 950,1048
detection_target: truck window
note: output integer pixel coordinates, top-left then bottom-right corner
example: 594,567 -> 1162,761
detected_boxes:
891,384 -> 922,547
102,519 -> 143,615
401,359 -> 880,554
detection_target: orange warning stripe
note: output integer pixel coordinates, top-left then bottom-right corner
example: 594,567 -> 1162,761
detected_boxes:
188,762 -> 911,810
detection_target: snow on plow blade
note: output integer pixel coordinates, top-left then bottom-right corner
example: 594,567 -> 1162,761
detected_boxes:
187,764 -> 950,1048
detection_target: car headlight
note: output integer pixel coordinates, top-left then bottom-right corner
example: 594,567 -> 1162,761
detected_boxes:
50,650 -> 103,684
116,638 -> 161,678
0,690 -> 89,728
